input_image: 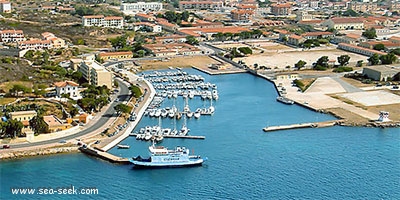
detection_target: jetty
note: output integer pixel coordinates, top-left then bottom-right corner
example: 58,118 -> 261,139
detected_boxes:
263,120 -> 342,132
79,145 -> 130,164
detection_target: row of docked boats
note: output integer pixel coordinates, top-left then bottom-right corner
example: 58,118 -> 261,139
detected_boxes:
145,106 -> 215,119
155,89 -> 218,100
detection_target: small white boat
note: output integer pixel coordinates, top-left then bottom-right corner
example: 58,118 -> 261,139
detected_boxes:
187,111 -> 193,118
117,144 -> 130,149
194,111 -> 201,119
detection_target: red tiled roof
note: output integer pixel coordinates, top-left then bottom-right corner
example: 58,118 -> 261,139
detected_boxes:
289,34 -> 303,40
301,31 -> 333,37
271,3 -> 291,8
104,16 -> 123,20
0,30 -> 24,34
345,33 -> 361,39
331,17 -> 365,24
54,81 -> 79,87
83,15 -> 104,19
99,51 -> 133,57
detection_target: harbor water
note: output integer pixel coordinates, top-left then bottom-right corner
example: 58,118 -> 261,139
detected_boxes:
1,69 -> 399,199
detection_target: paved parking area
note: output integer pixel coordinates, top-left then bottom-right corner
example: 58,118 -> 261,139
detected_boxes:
339,90 -> 400,106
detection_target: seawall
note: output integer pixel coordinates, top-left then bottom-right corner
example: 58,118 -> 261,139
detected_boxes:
0,146 -> 79,160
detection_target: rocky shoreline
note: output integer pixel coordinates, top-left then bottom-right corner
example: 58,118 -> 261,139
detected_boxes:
0,146 -> 80,160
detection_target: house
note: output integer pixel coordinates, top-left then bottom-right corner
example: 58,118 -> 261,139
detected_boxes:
98,51 -> 133,61
275,29 -> 291,41
43,115 -> 71,133
322,17 -> 365,30
389,36 -> 400,44
132,22 -> 162,32
41,32 -> 67,49
134,13 -> 156,22
156,19 -> 179,32
0,1 -> 11,13
362,65 -> 400,81
79,113 -> 89,124
9,110 -> 37,130
288,34 -> 305,46
334,33 -> 365,45
0,29 -> 25,43
54,80 -> 79,98
9,110 -> 37,123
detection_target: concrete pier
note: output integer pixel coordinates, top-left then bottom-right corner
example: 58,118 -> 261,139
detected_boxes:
263,120 -> 342,132
79,146 -> 130,164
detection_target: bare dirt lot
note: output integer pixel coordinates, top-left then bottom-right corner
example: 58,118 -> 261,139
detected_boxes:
138,56 -> 220,70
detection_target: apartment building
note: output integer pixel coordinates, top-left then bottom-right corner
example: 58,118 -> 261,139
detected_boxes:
0,29 -> 25,43
82,15 -> 123,29
78,54 -> 113,89
270,3 -> 292,16
348,2 -> 378,13
121,2 -> 163,14
179,1 -> 223,10
231,9 -> 254,21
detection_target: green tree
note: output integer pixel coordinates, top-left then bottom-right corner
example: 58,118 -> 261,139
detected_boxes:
238,47 -> 252,55
390,48 -> 400,56
182,11 -> 190,21
186,36 -> 199,45
379,53 -> 397,65
337,55 -> 351,66
356,60 -> 363,67
373,43 -> 385,51
114,103 -> 131,114
314,56 -> 329,70
129,85 -> 142,98
29,116 -> 49,134
368,53 -> 380,65
5,119 -> 23,138
362,28 -> 377,39
114,80 -> 119,88
9,84 -> 31,97
295,60 -> 307,69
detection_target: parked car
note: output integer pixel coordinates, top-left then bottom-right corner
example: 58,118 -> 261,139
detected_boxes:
2,144 -> 10,149
59,140 -> 66,143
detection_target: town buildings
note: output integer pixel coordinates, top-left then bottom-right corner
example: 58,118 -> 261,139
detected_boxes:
179,1 -> 223,11
142,43 -> 202,57
270,3 -> 292,16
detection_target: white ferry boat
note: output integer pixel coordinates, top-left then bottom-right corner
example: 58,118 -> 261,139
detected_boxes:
129,143 -> 206,168
276,96 -> 294,105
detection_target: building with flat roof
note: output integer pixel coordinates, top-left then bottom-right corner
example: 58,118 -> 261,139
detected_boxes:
43,115 -> 71,133
362,65 -> 400,81
121,2 -> 162,14
78,54 -> 113,89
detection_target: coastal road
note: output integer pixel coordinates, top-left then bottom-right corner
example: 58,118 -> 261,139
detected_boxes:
2,79 -> 131,149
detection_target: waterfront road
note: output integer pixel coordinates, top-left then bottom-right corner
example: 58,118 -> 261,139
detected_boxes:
2,79 -> 131,149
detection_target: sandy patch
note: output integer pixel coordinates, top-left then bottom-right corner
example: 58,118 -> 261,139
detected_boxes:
339,91 -> 400,106
305,77 -> 347,94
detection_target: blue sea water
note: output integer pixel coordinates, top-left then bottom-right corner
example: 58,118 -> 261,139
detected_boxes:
1,69 -> 399,200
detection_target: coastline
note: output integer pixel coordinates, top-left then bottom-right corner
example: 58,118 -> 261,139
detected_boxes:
0,146 -> 79,160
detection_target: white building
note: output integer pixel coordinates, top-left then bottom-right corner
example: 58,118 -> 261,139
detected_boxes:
0,29 -> 25,43
121,2 -> 163,14
0,1 -> 11,13
82,15 -> 123,29
54,81 -> 79,98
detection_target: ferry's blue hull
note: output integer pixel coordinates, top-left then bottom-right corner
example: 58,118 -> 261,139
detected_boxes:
128,158 -> 204,169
